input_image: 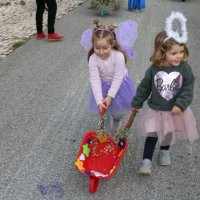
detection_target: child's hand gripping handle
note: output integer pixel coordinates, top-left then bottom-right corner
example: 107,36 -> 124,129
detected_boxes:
99,102 -> 107,120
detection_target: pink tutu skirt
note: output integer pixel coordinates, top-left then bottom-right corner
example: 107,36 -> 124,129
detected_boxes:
136,107 -> 199,146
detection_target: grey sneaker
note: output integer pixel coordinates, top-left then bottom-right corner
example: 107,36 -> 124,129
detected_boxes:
159,150 -> 171,166
138,159 -> 152,175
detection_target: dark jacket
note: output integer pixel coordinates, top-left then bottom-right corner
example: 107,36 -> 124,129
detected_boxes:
131,62 -> 195,111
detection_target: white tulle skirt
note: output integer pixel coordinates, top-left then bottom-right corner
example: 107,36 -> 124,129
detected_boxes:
135,107 -> 199,146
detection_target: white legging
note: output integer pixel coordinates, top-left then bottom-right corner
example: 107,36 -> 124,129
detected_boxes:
104,113 -> 124,132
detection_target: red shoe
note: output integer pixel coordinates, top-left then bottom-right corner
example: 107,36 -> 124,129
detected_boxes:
48,33 -> 64,41
36,32 -> 46,39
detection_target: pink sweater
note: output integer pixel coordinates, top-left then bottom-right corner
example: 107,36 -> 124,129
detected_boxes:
89,50 -> 128,105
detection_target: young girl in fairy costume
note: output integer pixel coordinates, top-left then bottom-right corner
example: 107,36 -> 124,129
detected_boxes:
131,11 -> 199,175
81,19 -> 138,132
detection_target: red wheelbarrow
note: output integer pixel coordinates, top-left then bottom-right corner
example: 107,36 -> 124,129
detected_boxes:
75,108 -> 137,193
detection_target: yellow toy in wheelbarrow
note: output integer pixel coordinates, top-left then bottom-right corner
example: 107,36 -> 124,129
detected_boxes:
75,106 -> 137,193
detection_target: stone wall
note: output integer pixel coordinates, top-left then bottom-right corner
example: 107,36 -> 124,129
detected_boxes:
0,0 -> 86,59
0,0 -> 30,5
0,0 -> 19,5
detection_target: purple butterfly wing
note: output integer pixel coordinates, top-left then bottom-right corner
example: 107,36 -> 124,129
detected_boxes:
81,28 -> 94,51
114,20 -> 138,59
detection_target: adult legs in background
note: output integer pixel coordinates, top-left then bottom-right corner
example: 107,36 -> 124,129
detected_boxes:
45,0 -> 57,34
35,0 -> 64,40
46,0 -> 64,40
36,0 -> 45,34
128,0 -> 145,11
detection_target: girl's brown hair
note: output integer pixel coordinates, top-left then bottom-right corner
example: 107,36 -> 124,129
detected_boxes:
87,20 -> 127,63
150,31 -> 189,66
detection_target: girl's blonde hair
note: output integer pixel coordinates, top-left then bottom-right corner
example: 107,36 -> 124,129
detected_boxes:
150,31 -> 189,66
88,20 -> 127,63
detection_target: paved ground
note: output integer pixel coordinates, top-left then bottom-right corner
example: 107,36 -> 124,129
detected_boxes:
0,0 -> 200,199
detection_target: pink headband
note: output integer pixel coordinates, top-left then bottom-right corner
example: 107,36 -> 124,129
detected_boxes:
94,28 -> 114,36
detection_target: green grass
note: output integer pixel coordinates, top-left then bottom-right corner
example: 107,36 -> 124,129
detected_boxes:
12,41 -> 26,49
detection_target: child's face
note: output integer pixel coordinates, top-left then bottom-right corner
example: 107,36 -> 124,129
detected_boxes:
93,38 -> 112,60
164,44 -> 185,66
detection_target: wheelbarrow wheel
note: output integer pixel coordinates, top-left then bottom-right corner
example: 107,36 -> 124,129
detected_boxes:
89,176 -> 99,193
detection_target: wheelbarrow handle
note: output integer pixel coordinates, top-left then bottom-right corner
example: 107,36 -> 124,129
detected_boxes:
96,102 -> 107,133
124,109 -> 137,129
